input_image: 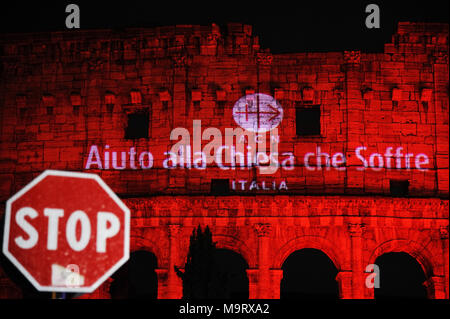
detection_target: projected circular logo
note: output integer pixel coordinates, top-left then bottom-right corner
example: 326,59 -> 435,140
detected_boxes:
232,93 -> 283,133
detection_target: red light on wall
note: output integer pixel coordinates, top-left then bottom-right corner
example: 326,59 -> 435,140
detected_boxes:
16,94 -> 27,108
191,89 -> 202,102
344,50 -> 361,64
70,93 -> 81,106
420,88 -> 433,102
130,90 -> 142,104
42,94 -> 55,107
392,88 -> 402,101
105,91 -> 115,105
274,88 -> 284,100
302,87 -> 314,102
216,90 -> 227,101
159,90 -> 171,102
362,88 -> 374,100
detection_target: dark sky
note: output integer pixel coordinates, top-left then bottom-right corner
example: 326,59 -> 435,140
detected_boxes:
0,1 -> 448,53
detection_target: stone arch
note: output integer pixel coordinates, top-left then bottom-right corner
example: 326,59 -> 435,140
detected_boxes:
367,239 -> 438,278
178,233 -> 256,269
273,235 -> 344,271
372,252 -> 428,299
366,238 -> 444,299
130,235 -> 164,268
280,248 -> 340,299
212,234 -> 257,269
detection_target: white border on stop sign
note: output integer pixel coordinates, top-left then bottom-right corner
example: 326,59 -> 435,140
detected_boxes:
2,169 -> 130,293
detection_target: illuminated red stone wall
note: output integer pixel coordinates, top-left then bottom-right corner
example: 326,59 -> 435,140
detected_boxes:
0,22 -> 448,299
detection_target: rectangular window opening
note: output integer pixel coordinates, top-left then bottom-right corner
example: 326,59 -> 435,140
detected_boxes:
125,110 -> 149,139
389,180 -> 409,197
296,105 -> 321,136
211,179 -> 230,195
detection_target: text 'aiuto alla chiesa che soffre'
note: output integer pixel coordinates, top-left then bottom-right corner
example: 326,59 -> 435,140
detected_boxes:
0,21 -> 448,299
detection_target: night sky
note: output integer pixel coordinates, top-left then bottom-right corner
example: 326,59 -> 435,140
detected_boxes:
0,1 -> 448,53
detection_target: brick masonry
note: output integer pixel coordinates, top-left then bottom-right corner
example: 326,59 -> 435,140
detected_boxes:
0,22 -> 448,299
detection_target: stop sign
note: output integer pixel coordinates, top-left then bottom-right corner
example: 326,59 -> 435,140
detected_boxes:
2,170 -> 130,293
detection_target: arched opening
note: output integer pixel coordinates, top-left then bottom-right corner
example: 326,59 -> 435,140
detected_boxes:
374,252 -> 427,299
109,250 -> 158,299
209,249 -> 249,299
280,248 -> 339,299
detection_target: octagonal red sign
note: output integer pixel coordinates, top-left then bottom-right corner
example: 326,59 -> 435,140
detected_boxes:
2,170 -> 130,293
